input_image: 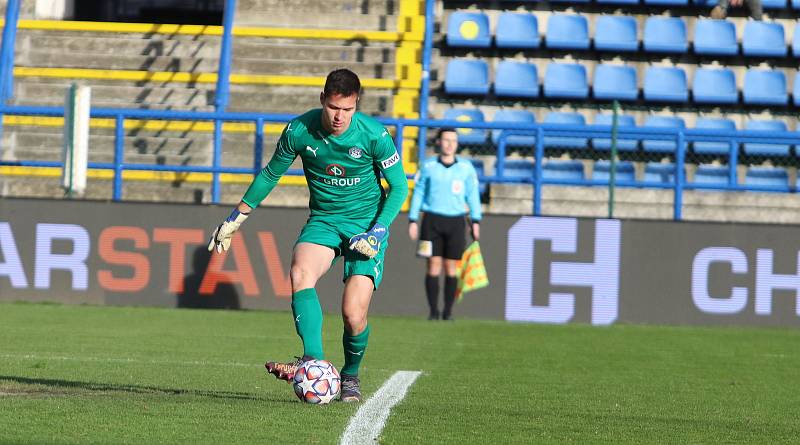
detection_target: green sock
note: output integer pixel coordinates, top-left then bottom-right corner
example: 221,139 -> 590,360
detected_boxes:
291,288 -> 324,360
341,324 -> 370,376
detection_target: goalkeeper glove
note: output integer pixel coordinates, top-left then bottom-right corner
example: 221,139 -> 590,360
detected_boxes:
207,208 -> 250,253
348,222 -> 388,259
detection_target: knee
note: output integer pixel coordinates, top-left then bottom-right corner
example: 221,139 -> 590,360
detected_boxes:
290,264 -> 316,289
343,313 -> 367,335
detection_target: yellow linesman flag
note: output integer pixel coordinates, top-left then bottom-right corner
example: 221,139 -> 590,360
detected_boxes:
455,241 -> 489,301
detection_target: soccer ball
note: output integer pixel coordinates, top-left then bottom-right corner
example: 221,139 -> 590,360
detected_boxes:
292,359 -> 341,404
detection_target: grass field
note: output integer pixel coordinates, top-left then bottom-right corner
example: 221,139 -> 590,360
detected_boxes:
0,302 -> 798,444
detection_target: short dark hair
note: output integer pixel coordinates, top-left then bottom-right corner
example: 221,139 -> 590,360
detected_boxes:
436,127 -> 457,139
323,69 -> 361,97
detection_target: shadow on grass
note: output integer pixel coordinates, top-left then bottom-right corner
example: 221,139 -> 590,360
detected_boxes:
0,375 -> 295,403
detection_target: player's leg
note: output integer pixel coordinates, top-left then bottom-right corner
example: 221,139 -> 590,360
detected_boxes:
338,232 -> 386,402
422,214 -> 444,320
441,216 -> 467,321
266,219 -> 339,382
339,274 -> 374,402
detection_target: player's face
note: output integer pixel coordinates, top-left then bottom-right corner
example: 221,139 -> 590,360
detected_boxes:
438,131 -> 459,157
320,92 -> 358,136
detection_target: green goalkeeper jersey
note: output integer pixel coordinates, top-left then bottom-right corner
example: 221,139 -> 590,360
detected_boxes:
241,109 -> 409,228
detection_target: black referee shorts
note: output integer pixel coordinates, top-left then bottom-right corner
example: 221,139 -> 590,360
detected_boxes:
420,213 -> 468,260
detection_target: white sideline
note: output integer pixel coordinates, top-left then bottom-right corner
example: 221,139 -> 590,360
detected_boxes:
340,370 -> 422,445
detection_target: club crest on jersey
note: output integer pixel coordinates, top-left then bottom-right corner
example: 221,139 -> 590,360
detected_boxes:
326,164 -> 346,177
348,147 -> 363,159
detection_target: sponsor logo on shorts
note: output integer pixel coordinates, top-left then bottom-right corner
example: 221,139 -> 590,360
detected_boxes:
381,151 -> 400,169
348,147 -> 363,159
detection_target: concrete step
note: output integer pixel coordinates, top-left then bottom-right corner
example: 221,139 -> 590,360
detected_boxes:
239,0 -> 397,15
234,11 -> 397,30
234,41 -> 394,64
21,51 -> 220,72
18,32 -> 221,58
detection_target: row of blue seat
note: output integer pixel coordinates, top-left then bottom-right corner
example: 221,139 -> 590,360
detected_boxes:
444,59 -> 795,106
485,159 -> 792,189
445,108 -> 797,156
478,0 -> 795,6
448,13 -> 796,58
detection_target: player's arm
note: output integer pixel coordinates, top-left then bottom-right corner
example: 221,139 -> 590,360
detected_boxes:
349,130 -> 409,258
407,163 -> 429,240
464,162 -> 482,241
208,124 -> 297,253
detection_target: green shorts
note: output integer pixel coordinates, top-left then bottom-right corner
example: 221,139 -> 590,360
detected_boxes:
296,215 -> 388,289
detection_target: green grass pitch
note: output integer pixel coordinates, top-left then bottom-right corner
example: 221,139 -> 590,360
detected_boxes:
0,302 -> 798,444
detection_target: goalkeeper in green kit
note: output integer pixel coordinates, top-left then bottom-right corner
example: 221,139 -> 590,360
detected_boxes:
207,69 -> 409,402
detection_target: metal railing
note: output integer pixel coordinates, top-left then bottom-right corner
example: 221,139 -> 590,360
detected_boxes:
2,104 -> 800,220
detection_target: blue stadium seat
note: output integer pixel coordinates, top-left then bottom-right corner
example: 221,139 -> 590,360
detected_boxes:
494,61 -> 539,98
443,108 -> 487,145
592,160 -> 636,183
491,110 -> 537,148
446,12 -> 491,48
444,59 -> 490,96
597,0 -> 639,5
469,159 -> 488,196
744,167 -> 789,190
694,19 -> 738,56
644,0 -> 688,5
743,69 -> 787,105
794,23 -> 800,56
543,112 -> 588,149
643,162 -> 678,184
542,160 -> 585,181
762,0 -> 787,9
742,21 -> 786,57
644,66 -> 688,103
743,119 -> 790,156
496,13 -> 539,49
642,115 -> 685,152
592,114 -> 639,151
502,159 -> 535,181
693,118 -> 736,155
794,71 -> 800,106
545,14 -> 590,50
643,17 -> 688,53
693,68 -> 738,104
544,63 -> 588,99
594,16 -> 638,52
593,64 -> 638,101
693,164 -> 730,187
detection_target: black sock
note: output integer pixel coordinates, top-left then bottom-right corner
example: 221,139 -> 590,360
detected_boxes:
425,275 -> 439,317
443,276 -> 457,319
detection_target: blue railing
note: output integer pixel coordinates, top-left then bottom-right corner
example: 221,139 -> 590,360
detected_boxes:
2,104 -> 800,220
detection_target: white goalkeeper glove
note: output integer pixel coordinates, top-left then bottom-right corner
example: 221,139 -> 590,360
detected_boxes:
207,209 -> 249,253
348,222 -> 388,259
